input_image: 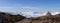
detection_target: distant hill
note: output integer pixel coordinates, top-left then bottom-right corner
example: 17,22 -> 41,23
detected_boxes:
0,12 -> 26,23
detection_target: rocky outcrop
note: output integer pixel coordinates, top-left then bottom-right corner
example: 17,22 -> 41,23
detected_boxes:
45,11 -> 52,16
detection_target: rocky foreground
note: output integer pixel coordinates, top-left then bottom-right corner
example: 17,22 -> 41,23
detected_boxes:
0,12 -> 60,23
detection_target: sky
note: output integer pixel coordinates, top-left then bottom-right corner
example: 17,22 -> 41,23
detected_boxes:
0,0 -> 60,17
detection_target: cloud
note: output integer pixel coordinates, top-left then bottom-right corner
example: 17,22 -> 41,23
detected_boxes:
51,12 -> 60,15
0,6 -> 60,18
21,11 -> 43,18
43,11 -> 60,15
0,0 -> 60,18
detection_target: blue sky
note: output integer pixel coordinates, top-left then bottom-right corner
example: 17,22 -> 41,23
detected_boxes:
0,0 -> 60,17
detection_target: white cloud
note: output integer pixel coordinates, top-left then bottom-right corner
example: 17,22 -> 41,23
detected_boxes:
21,11 -> 43,18
0,1 -> 60,18
43,11 -> 60,15
21,11 -> 60,18
0,6 -> 60,18
51,12 -> 60,15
